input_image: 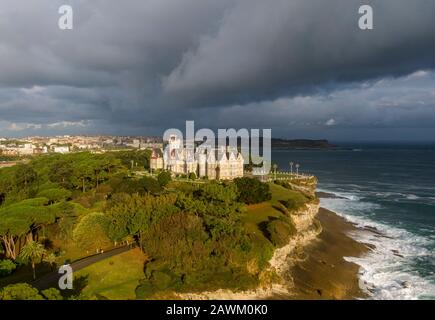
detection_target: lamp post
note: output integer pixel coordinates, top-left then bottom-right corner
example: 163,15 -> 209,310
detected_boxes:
263,161 -> 267,182
295,163 -> 300,177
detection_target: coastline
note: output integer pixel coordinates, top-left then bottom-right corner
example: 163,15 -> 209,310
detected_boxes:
177,203 -> 371,300
288,207 -> 370,299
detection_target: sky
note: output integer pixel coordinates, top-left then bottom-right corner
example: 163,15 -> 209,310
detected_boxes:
0,0 -> 434,141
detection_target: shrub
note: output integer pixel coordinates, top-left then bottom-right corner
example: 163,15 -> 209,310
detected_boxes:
188,172 -> 197,180
0,259 -> 16,277
282,198 -> 298,210
0,283 -> 43,300
137,177 -> 162,194
234,177 -> 271,204
281,195 -> 308,212
151,270 -> 173,290
135,281 -> 154,299
157,171 -> 172,187
266,218 -> 295,247
111,176 -> 161,195
197,182 -> 239,204
41,288 -> 63,300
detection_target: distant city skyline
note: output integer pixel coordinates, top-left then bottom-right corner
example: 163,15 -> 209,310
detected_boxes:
0,1 -> 435,141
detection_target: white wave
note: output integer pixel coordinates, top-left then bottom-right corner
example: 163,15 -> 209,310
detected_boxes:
317,187 -> 362,201
320,186 -> 432,205
319,190 -> 435,300
405,194 -> 420,200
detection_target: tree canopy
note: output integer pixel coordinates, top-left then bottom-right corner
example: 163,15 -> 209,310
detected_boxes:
73,212 -> 112,252
0,283 -> 44,300
234,177 -> 272,204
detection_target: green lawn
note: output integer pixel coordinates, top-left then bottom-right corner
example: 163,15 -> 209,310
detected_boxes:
242,182 -> 307,233
74,248 -> 147,300
241,181 -> 312,251
269,182 -> 309,205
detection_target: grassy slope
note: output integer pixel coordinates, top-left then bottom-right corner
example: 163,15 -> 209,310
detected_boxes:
74,248 -> 147,300
242,182 -> 307,233
239,182 -> 311,283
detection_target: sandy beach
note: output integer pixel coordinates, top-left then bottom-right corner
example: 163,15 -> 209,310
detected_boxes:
288,207 -> 371,300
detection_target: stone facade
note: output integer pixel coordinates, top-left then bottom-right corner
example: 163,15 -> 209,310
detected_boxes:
150,135 -> 244,180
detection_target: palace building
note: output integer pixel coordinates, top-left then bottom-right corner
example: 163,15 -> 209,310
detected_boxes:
150,135 -> 244,180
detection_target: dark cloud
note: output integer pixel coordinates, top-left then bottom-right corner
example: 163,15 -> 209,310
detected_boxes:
163,0 -> 435,106
0,0 -> 434,140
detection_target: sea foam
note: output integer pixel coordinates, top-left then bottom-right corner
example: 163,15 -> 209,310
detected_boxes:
319,191 -> 435,300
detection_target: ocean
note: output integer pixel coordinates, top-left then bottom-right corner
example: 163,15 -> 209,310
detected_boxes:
272,143 -> 435,300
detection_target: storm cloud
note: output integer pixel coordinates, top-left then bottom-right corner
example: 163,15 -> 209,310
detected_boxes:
0,0 -> 434,140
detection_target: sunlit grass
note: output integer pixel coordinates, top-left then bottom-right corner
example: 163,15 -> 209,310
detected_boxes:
74,248 -> 147,300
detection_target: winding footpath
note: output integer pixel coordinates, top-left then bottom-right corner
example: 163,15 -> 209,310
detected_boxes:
33,245 -> 135,290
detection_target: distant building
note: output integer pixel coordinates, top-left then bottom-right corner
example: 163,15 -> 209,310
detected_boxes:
18,143 -> 34,155
53,146 -> 70,154
0,161 -> 18,168
150,148 -> 164,171
150,135 -> 244,180
1,149 -> 18,156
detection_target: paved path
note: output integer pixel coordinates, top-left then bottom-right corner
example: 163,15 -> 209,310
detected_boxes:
33,245 -> 135,290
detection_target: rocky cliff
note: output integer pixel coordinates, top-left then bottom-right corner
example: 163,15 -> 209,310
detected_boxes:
269,201 -> 321,277
179,200 -> 321,300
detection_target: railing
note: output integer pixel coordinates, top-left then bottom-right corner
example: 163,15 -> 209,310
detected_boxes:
252,170 -> 314,182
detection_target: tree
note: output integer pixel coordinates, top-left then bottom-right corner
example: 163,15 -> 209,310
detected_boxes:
106,193 -> 179,251
138,177 -> 162,194
0,214 -> 30,260
0,167 -> 16,205
41,288 -> 63,300
234,177 -> 272,204
92,159 -> 104,188
0,283 -> 43,300
188,172 -> 197,180
48,159 -> 74,188
106,194 -> 153,252
197,182 -> 239,204
0,199 -> 56,260
14,164 -> 37,189
43,252 -> 58,271
157,171 -> 172,187
73,212 -> 112,252
111,176 -> 162,195
0,259 -> 16,277
75,162 -> 94,193
19,241 -> 46,280
37,188 -> 72,204
112,150 -> 152,170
